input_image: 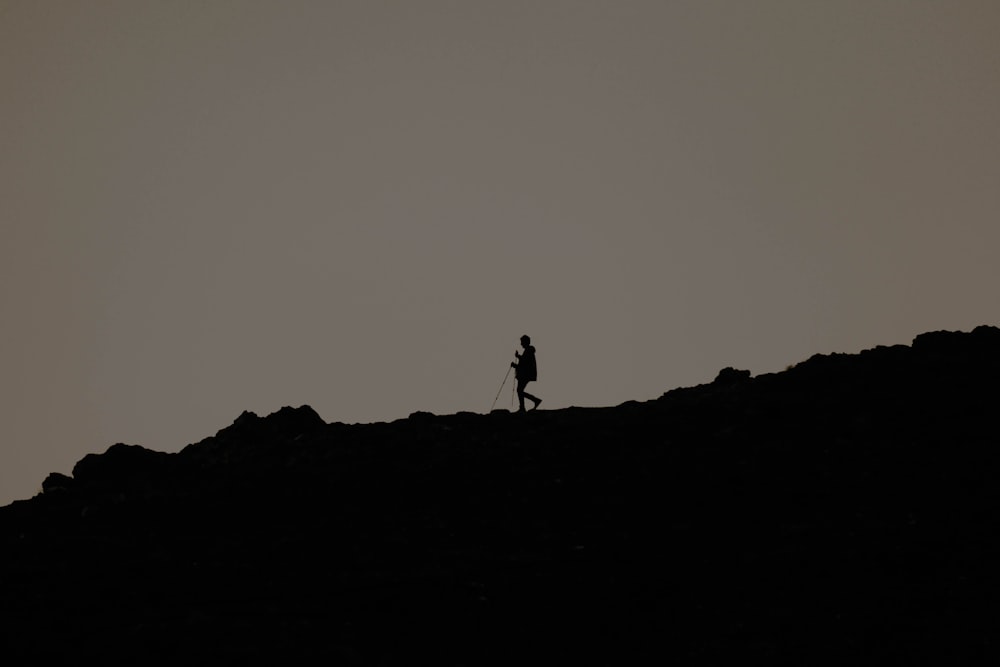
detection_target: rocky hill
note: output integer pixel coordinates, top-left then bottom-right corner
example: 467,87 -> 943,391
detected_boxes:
3,326 -> 1000,664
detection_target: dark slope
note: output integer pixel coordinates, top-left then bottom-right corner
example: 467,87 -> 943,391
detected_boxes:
3,326 -> 1000,664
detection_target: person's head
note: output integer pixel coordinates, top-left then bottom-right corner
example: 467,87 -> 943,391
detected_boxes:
520,335 -> 531,347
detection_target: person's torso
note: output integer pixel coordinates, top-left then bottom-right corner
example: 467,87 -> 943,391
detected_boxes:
519,346 -> 537,379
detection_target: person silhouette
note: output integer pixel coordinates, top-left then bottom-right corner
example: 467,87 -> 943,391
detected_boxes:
511,334 -> 542,412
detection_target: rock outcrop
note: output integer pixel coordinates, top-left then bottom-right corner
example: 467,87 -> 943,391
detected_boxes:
3,326 -> 1000,665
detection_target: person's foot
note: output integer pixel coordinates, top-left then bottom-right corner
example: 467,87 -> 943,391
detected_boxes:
531,398 -> 542,410
517,406 -> 526,413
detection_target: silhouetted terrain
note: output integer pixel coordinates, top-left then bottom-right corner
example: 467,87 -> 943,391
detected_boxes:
4,326 -> 1000,664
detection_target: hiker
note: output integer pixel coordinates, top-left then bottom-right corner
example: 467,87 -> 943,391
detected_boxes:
511,335 -> 542,412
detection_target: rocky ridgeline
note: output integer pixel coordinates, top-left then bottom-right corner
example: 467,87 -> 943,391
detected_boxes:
3,326 -> 1000,664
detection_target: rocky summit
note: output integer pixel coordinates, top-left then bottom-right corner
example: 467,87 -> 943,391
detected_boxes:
4,326 -> 1000,665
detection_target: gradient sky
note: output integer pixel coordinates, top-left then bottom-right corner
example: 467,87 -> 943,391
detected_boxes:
3,1 -> 999,505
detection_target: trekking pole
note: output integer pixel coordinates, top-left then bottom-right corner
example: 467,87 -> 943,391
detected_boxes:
490,364 -> 513,412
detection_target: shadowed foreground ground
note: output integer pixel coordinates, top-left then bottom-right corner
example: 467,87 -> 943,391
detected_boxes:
3,326 -> 1000,664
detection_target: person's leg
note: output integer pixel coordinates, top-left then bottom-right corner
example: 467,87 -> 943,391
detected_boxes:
516,378 -> 528,412
521,381 -> 542,410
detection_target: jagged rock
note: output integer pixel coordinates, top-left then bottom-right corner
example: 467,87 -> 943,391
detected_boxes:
41,472 -> 73,494
212,404 -> 325,442
713,366 -> 751,385
180,405 -> 326,469
71,442 -> 172,490
265,404 -> 325,435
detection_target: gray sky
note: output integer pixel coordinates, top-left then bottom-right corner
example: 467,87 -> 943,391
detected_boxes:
3,0 -> 999,505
